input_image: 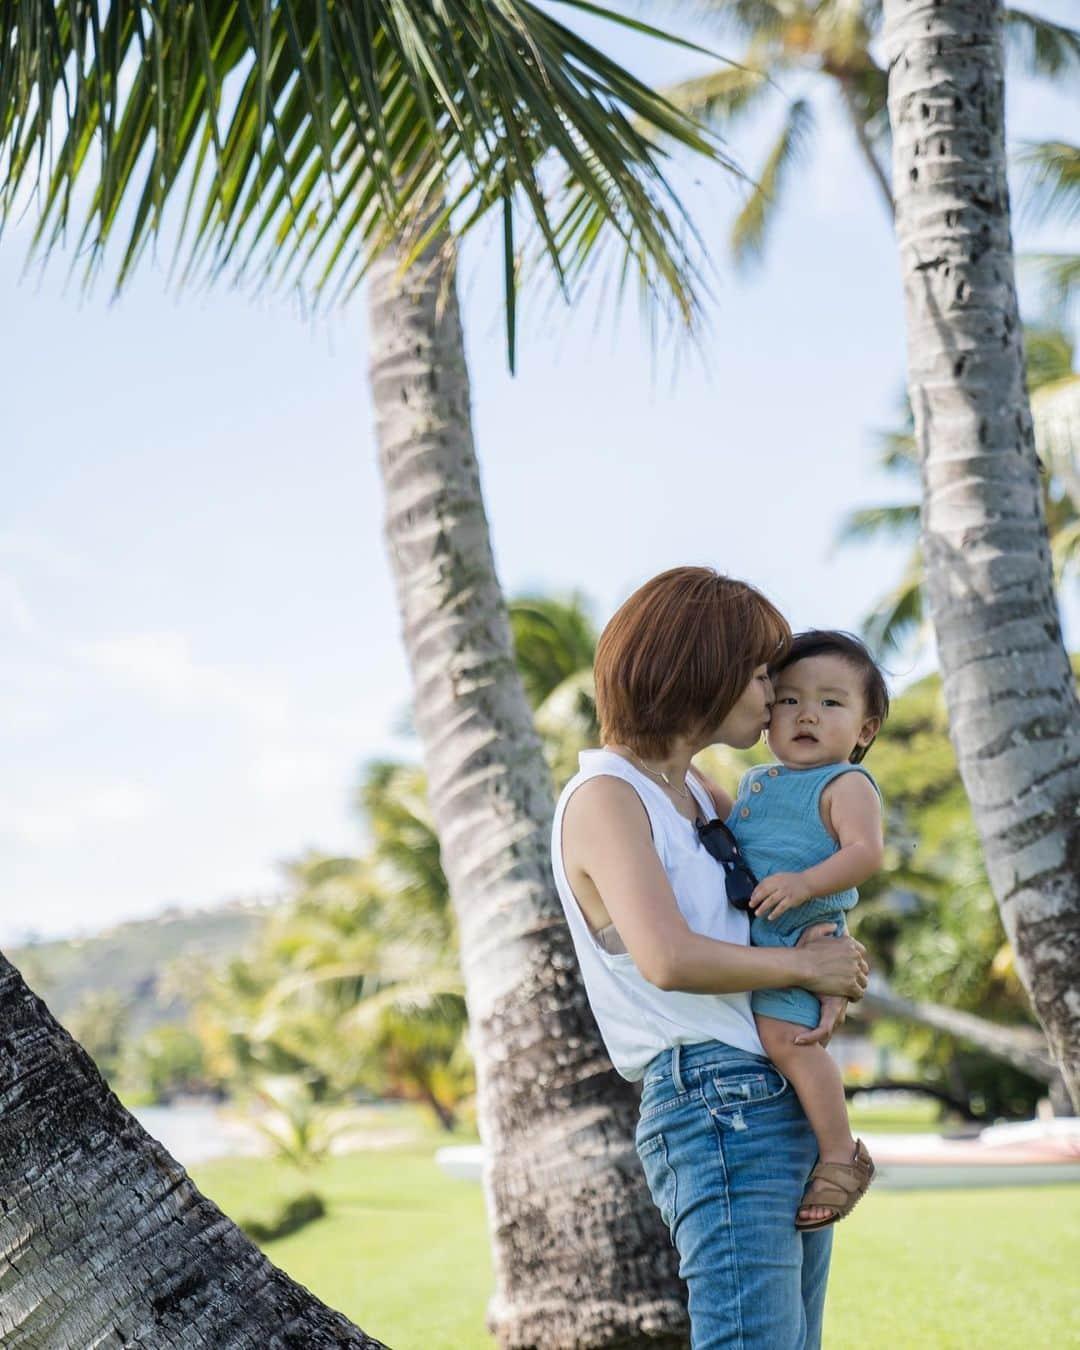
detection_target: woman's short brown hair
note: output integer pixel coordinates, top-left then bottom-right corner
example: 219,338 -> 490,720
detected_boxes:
594,567 -> 790,758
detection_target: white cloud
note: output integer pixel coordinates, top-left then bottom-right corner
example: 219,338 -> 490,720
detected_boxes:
0,531 -> 93,583
5,781 -> 153,847
249,746 -> 340,799
77,631 -> 291,730
0,573 -> 34,634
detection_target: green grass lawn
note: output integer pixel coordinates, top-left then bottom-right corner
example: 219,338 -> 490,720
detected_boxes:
192,1105 -> 1079,1350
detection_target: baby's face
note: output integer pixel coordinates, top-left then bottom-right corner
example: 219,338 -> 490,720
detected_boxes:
766,654 -> 878,768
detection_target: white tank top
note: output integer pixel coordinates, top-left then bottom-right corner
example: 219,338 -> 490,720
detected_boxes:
551,749 -> 764,1080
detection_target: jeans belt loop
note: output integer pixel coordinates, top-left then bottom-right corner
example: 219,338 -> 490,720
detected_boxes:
671,1043 -> 685,1095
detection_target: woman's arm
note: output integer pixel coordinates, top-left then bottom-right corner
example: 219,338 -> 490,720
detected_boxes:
562,777 -> 868,998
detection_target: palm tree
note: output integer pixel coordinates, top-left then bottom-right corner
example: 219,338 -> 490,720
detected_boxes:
509,594 -> 601,783
0,951 -> 389,1347
883,0 -> 1080,1108
660,1 -> 1077,266
2,6 -> 726,1342
1018,139 -> 1080,311
839,324 -> 1080,655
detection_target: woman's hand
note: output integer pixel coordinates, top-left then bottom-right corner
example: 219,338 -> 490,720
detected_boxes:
795,923 -> 868,1000
794,995 -> 847,1047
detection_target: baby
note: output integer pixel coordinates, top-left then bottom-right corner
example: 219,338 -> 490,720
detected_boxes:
729,629 -> 888,1230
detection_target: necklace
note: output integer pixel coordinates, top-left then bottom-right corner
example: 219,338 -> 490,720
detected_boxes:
626,748 -> 692,801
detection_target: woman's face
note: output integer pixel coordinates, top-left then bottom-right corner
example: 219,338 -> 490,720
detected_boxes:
712,664 -> 774,749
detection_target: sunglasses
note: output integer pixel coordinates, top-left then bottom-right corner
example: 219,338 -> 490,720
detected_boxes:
695,817 -> 759,911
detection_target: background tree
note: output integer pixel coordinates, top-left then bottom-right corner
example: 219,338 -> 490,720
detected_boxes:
660,0 -> 1078,266
838,323 -> 1080,655
884,0 -> 1080,1107
2,6 -> 728,1341
61,989 -> 131,1085
1019,139 -> 1080,311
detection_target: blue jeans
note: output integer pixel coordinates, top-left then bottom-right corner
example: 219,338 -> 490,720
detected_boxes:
635,1041 -> 832,1349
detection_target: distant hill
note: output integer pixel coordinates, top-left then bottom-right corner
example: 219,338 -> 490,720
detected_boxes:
5,902 -> 274,1034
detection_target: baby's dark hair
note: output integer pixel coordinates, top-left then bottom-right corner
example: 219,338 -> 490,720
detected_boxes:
769,630 -> 890,763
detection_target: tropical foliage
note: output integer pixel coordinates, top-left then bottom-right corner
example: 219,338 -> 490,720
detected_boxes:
838,323 -> 1080,655
1019,139 -> 1080,312
660,0 -> 1079,267
0,0 -> 734,356
188,594 -> 599,1130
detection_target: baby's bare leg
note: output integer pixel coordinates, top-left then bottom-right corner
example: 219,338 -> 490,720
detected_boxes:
757,1013 -> 856,1224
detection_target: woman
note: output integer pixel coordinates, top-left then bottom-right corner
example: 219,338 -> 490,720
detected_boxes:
552,567 -> 869,1348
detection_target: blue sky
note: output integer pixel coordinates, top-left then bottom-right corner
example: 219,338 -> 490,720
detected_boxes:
3,5 -> 1077,944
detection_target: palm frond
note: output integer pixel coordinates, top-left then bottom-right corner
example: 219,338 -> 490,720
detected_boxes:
1024,322 -> 1076,392
1016,140 -> 1080,227
859,551 -> 928,659
1050,516 -> 1080,585
1002,10 -> 1080,77
343,972 -> 466,1034
1022,251 -> 1080,314
657,61 -> 774,130
681,0 -> 789,44
836,503 -> 920,545
0,1 -> 733,355
508,592 -> 597,708
729,96 -> 813,268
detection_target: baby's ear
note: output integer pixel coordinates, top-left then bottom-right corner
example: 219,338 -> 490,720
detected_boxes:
858,716 -> 881,746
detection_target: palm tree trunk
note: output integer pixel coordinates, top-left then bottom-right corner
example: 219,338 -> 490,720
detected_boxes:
365,231 -> 687,1348
0,955 -> 386,1348
884,0 -> 1080,1109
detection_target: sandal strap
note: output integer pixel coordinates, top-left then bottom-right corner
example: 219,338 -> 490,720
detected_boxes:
799,1140 -> 875,1216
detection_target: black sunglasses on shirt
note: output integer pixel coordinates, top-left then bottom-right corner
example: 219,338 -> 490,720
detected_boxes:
695,817 -> 759,912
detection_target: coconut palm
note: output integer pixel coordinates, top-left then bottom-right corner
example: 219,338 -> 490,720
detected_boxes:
660,1 -> 1078,266
839,324 -> 1080,655
1018,139 -> 1080,311
2,6 -> 730,1342
883,0 -> 1080,1108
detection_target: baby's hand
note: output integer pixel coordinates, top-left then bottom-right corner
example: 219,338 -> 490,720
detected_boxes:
749,871 -> 814,920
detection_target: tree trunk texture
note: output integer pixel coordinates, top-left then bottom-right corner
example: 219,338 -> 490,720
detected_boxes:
0,956 -> 386,1349
365,234 -> 687,1348
884,0 -> 1080,1108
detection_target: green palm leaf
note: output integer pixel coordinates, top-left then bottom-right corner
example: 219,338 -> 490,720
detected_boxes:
0,0 -> 732,351
508,592 -> 597,708
835,502 -> 920,545
1002,10 -> 1080,77
729,95 -> 813,268
1016,140 -> 1080,226
1024,322 -> 1076,392
657,60 -> 774,129
1023,252 -> 1080,313
686,0 -> 788,44
860,549 -> 927,658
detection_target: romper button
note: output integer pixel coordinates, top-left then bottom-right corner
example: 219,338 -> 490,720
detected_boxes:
740,807 -> 751,819
751,782 -> 762,793
767,767 -> 779,777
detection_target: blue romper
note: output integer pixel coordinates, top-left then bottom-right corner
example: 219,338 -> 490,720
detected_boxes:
727,761 -> 882,1029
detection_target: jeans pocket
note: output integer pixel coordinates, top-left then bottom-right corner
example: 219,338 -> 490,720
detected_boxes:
636,1131 -> 678,1235
710,1066 -> 788,1108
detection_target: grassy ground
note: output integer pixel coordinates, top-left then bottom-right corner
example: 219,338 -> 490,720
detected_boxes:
191,1103 -> 1079,1350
